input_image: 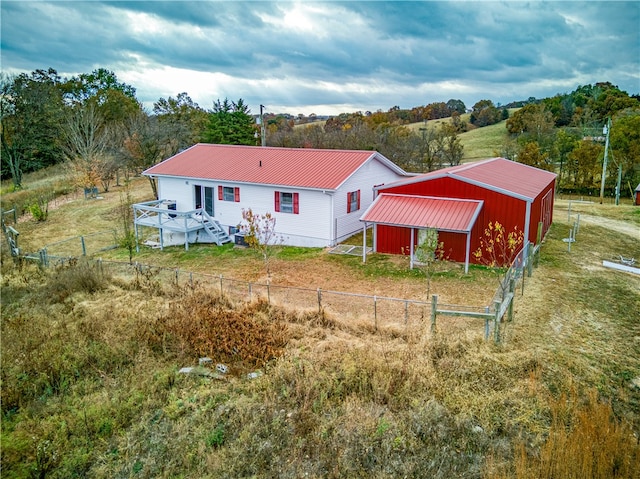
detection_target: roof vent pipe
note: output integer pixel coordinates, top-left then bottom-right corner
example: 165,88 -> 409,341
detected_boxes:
259,160 -> 262,167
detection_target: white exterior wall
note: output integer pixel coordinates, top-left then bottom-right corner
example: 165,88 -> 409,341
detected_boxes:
152,156 -> 405,248
155,176 -> 333,247
333,157 -> 407,243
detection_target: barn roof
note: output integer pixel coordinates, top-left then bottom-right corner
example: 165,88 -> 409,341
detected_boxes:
377,157 -> 557,201
360,194 -> 483,233
143,143 -> 407,190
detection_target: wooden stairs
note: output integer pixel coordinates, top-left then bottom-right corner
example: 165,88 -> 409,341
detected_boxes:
199,210 -> 232,245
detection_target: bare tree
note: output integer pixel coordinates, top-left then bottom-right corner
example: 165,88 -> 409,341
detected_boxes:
63,102 -> 116,192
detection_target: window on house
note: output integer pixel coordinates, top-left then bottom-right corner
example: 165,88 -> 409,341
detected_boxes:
275,191 -> 299,214
218,186 -> 240,202
347,190 -> 360,213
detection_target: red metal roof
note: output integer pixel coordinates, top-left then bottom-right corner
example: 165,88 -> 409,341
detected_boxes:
143,144 -> 405,190
361,194 -> 483,232
378,158 -> 556,201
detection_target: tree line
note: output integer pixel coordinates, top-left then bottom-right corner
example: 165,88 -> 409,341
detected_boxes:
2,68 -> 638,198
0,68 -> 474,192
501,82 -> 640,195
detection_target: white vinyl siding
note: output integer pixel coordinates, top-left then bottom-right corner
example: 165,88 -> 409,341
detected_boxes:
334,156 -> 407,242
152,153 -> 406,247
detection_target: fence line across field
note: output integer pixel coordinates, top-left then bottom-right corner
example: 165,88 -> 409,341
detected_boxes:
22,249 -> 535,342
5,213 -> 541,342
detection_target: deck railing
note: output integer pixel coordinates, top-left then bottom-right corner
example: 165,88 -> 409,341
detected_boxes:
133,200 -> 218,250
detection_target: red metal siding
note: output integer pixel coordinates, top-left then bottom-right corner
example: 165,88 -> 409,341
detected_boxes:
531,186 -> 553,243
379,177 -> 530,265
375,219 -> 486,264
377,224 -> 412,255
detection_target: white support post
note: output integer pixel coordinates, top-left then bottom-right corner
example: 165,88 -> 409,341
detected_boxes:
362,223 -> 367,263
409,227 -> 415,269
464,231 -> 471,274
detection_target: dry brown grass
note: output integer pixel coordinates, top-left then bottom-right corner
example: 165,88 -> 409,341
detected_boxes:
2,171 -> 640,478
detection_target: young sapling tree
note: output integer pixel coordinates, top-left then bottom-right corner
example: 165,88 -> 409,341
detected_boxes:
115,182 -> 137,263
473,221 -> 524,298
240,208 -> 283,282
414,228 -> 443,299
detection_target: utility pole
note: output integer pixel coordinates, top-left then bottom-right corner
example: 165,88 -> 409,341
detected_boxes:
615,163 -> 622,205
260,104 -> 266,147
599,117 -> 610,204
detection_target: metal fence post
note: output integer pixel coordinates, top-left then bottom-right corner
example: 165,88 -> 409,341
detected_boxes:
80,236 -> 87,256
373,295 -> 378,331
219,274 -> 224,296
317,288 -> 322,312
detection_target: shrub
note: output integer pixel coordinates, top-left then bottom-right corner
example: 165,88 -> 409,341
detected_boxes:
42,259 -> 109,303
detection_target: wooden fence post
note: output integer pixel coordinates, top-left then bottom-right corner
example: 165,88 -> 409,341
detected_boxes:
317,288 -> 322,312
493,300 -> 501,343
39,248 -> 49,267
267,279 -> 271,304
219,274 -> 224,296
508,279 -> 515,322
404,300 -> 409,325
430,295 -> 437,333
484,306 -> 490,340
249,282 -> 253,302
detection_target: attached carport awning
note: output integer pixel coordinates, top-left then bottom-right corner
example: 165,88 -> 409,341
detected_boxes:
359,194 -> 484,273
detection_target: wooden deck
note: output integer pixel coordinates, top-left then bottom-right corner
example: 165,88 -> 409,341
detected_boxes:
133,200 -> 231,250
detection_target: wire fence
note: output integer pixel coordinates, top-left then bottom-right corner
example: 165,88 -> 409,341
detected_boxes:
32,230 -> 118,260
7,224 -> 542,342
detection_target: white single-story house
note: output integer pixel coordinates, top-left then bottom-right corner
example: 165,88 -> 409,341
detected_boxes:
135,144 -> 409,249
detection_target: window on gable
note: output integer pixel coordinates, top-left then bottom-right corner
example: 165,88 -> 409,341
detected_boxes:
347,189 -> 361,213
218,186 -> 240,202
275,191 -> 299,214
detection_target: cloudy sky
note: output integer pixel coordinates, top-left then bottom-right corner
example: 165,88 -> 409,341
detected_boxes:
2,1 -> 639,116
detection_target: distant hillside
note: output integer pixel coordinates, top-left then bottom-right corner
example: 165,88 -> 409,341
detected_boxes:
457,120 -> 511,161
406,109 -> 518,161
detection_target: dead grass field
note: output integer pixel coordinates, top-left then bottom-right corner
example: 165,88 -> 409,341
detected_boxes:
12,176 -> 498,307
2,173 -> 639,478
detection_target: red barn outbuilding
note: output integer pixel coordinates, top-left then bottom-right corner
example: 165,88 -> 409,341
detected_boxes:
360,158 -> 557,272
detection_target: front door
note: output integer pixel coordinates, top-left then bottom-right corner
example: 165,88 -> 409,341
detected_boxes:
194,185 -> 214,216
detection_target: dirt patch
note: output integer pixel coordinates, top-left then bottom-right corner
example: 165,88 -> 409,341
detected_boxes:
576,214 -> 639,239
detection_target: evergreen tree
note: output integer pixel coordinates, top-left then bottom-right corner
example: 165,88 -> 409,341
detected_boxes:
203,98 -> 257,145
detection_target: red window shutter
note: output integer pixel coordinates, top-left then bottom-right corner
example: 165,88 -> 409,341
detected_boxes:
357,190 -> 361,210
275,191 -> 280,212
234,187 -> 240,202
293,193 -> 299,214
218,185 -> 223,200
347,192 -> 351,213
